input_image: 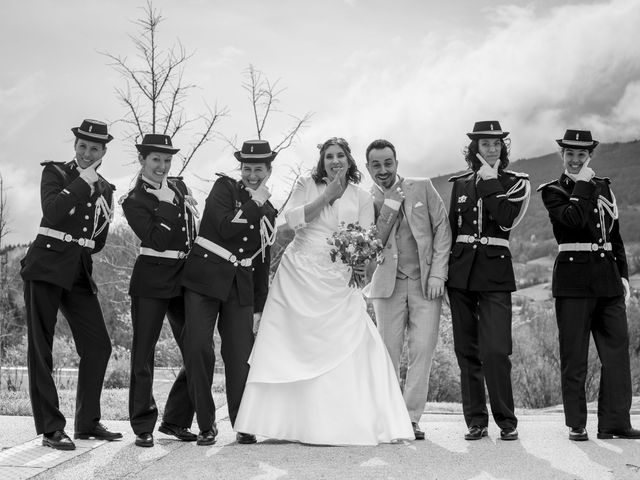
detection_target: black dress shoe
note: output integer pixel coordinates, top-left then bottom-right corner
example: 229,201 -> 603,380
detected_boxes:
135,433 -> 154,447
412,422 -> 425,440
158,422 -> 197,442
500,428 -> 519,441
197,427 -> 218,446
597,427 -> 640,439
74,422 -> 123,441
464,426 -> 488,441
569,427 -> 588,441
236,432 -> 257,444
43,430 -> 76,450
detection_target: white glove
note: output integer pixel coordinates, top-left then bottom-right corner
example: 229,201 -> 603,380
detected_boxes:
253,312 -> 262,335
574,158 -> 595,183
148,179 -> 175,203
78,161 -> 100,186
475,153 -> 499,181
622,277 -> 631,306
249,184 -> 271,207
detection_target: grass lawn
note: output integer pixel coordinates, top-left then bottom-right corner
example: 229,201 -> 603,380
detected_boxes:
0,380 -> 227,419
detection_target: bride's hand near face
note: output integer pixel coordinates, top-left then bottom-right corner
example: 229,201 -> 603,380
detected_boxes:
322,167 -> 348,206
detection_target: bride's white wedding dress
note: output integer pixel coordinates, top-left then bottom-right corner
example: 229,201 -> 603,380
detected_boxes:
234,176 -> 413,445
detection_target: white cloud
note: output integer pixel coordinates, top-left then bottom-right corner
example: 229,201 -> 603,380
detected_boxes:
304,0 -> 640,176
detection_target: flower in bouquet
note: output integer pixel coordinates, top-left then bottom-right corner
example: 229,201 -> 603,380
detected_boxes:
327,222 -> 384,288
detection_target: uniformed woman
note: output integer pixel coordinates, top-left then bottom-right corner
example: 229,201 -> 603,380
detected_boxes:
447,121 -> 530,442
539,129 -> 639,441
121,134 -> 198,447
20,119 -> 121,450
182,140 -> 278,446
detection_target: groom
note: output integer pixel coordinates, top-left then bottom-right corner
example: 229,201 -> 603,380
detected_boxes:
366,139 -> 451,440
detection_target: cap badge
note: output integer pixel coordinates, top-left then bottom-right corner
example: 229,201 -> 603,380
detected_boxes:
576,133 -> 580,140
88,125 -> 93,132
490,124 -> 494,131
250,146 -> 254,153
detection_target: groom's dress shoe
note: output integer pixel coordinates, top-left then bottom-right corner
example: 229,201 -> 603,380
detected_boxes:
43,430 -> 76,450
412,422 -> 425,440
158,422 -> 197,442
464,426 -> 488,441
236,432 -> 257,444
597,427 -> 640,439
569,427 -> 588,441
135,433 -> 154,447
74,422 -> 122,441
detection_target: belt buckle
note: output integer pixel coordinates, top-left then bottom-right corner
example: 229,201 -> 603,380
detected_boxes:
240,259 -> 251,267
77,238 -> 86,247
591,243 -> 599,251
466,236 -> 475,244
480,237 -> 488,245
178,251 -> 186,259
63,233 -> 73,242
229,254 -> 237,263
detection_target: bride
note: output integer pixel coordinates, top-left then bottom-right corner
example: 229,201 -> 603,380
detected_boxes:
234,137 -> 413,445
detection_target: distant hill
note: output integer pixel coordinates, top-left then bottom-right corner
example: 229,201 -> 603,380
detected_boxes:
430,139 -> 640,261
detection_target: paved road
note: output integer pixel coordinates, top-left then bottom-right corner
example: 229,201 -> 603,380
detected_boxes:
2,410 -> 640,480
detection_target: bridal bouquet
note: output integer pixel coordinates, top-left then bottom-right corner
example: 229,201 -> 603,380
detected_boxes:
327,222 -> 384,288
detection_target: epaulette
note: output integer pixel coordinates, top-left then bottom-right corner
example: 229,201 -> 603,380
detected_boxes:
594,176 -> 611,184
40,160 -> 65,166
97,174 -> 116,191
215,172 -> 235,181
503,170 -> 529,179
536,179 -> 558,192
448,171 -> 474,182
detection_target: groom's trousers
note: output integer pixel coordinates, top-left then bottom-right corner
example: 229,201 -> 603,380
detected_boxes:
373,277 -> 440,422
183,280 -> 254,432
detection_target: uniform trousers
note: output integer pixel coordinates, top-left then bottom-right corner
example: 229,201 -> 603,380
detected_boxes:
183,280 -> 254,432
555,296 -> 632,430
448,288 -> 517,430
373,276 -> 441,422
129,294 -> 194,434
24,279 -> 112,435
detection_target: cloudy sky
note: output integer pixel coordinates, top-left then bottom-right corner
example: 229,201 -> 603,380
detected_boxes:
1,0 -> 639,245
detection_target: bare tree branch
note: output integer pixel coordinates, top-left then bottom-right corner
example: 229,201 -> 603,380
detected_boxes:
238,64 -> 313,155
273,112 -> 314,152
178,104 -> 229,175
101,0 -> 225,170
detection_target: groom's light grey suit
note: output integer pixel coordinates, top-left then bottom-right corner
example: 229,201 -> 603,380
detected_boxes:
369,177 -> 451,422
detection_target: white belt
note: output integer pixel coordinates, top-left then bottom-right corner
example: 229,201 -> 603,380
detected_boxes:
456,234 -> 510,248
38,227 -> 95,249
558,242 -> 612,252
139,247 -> 187,259
195,236 -> 253,267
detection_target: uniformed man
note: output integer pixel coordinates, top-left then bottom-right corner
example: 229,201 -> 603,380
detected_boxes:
20,119 -> 122,450
121,134 -> 198,447
447,121 -> 530,442
182,140 -> 278,446
539,129 -> 640,441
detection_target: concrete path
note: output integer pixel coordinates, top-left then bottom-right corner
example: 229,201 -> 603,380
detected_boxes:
2,409 -> 640,480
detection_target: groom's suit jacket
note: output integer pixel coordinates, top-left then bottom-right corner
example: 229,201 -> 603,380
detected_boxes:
369,177 -> 451,298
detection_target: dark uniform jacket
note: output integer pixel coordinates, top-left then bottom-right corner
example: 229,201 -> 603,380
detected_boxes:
447,170 -> 529,291
121,176 -> 198,298
21,160 -> 115,293
181,175 -> 277,312
539,174 -> 627,298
